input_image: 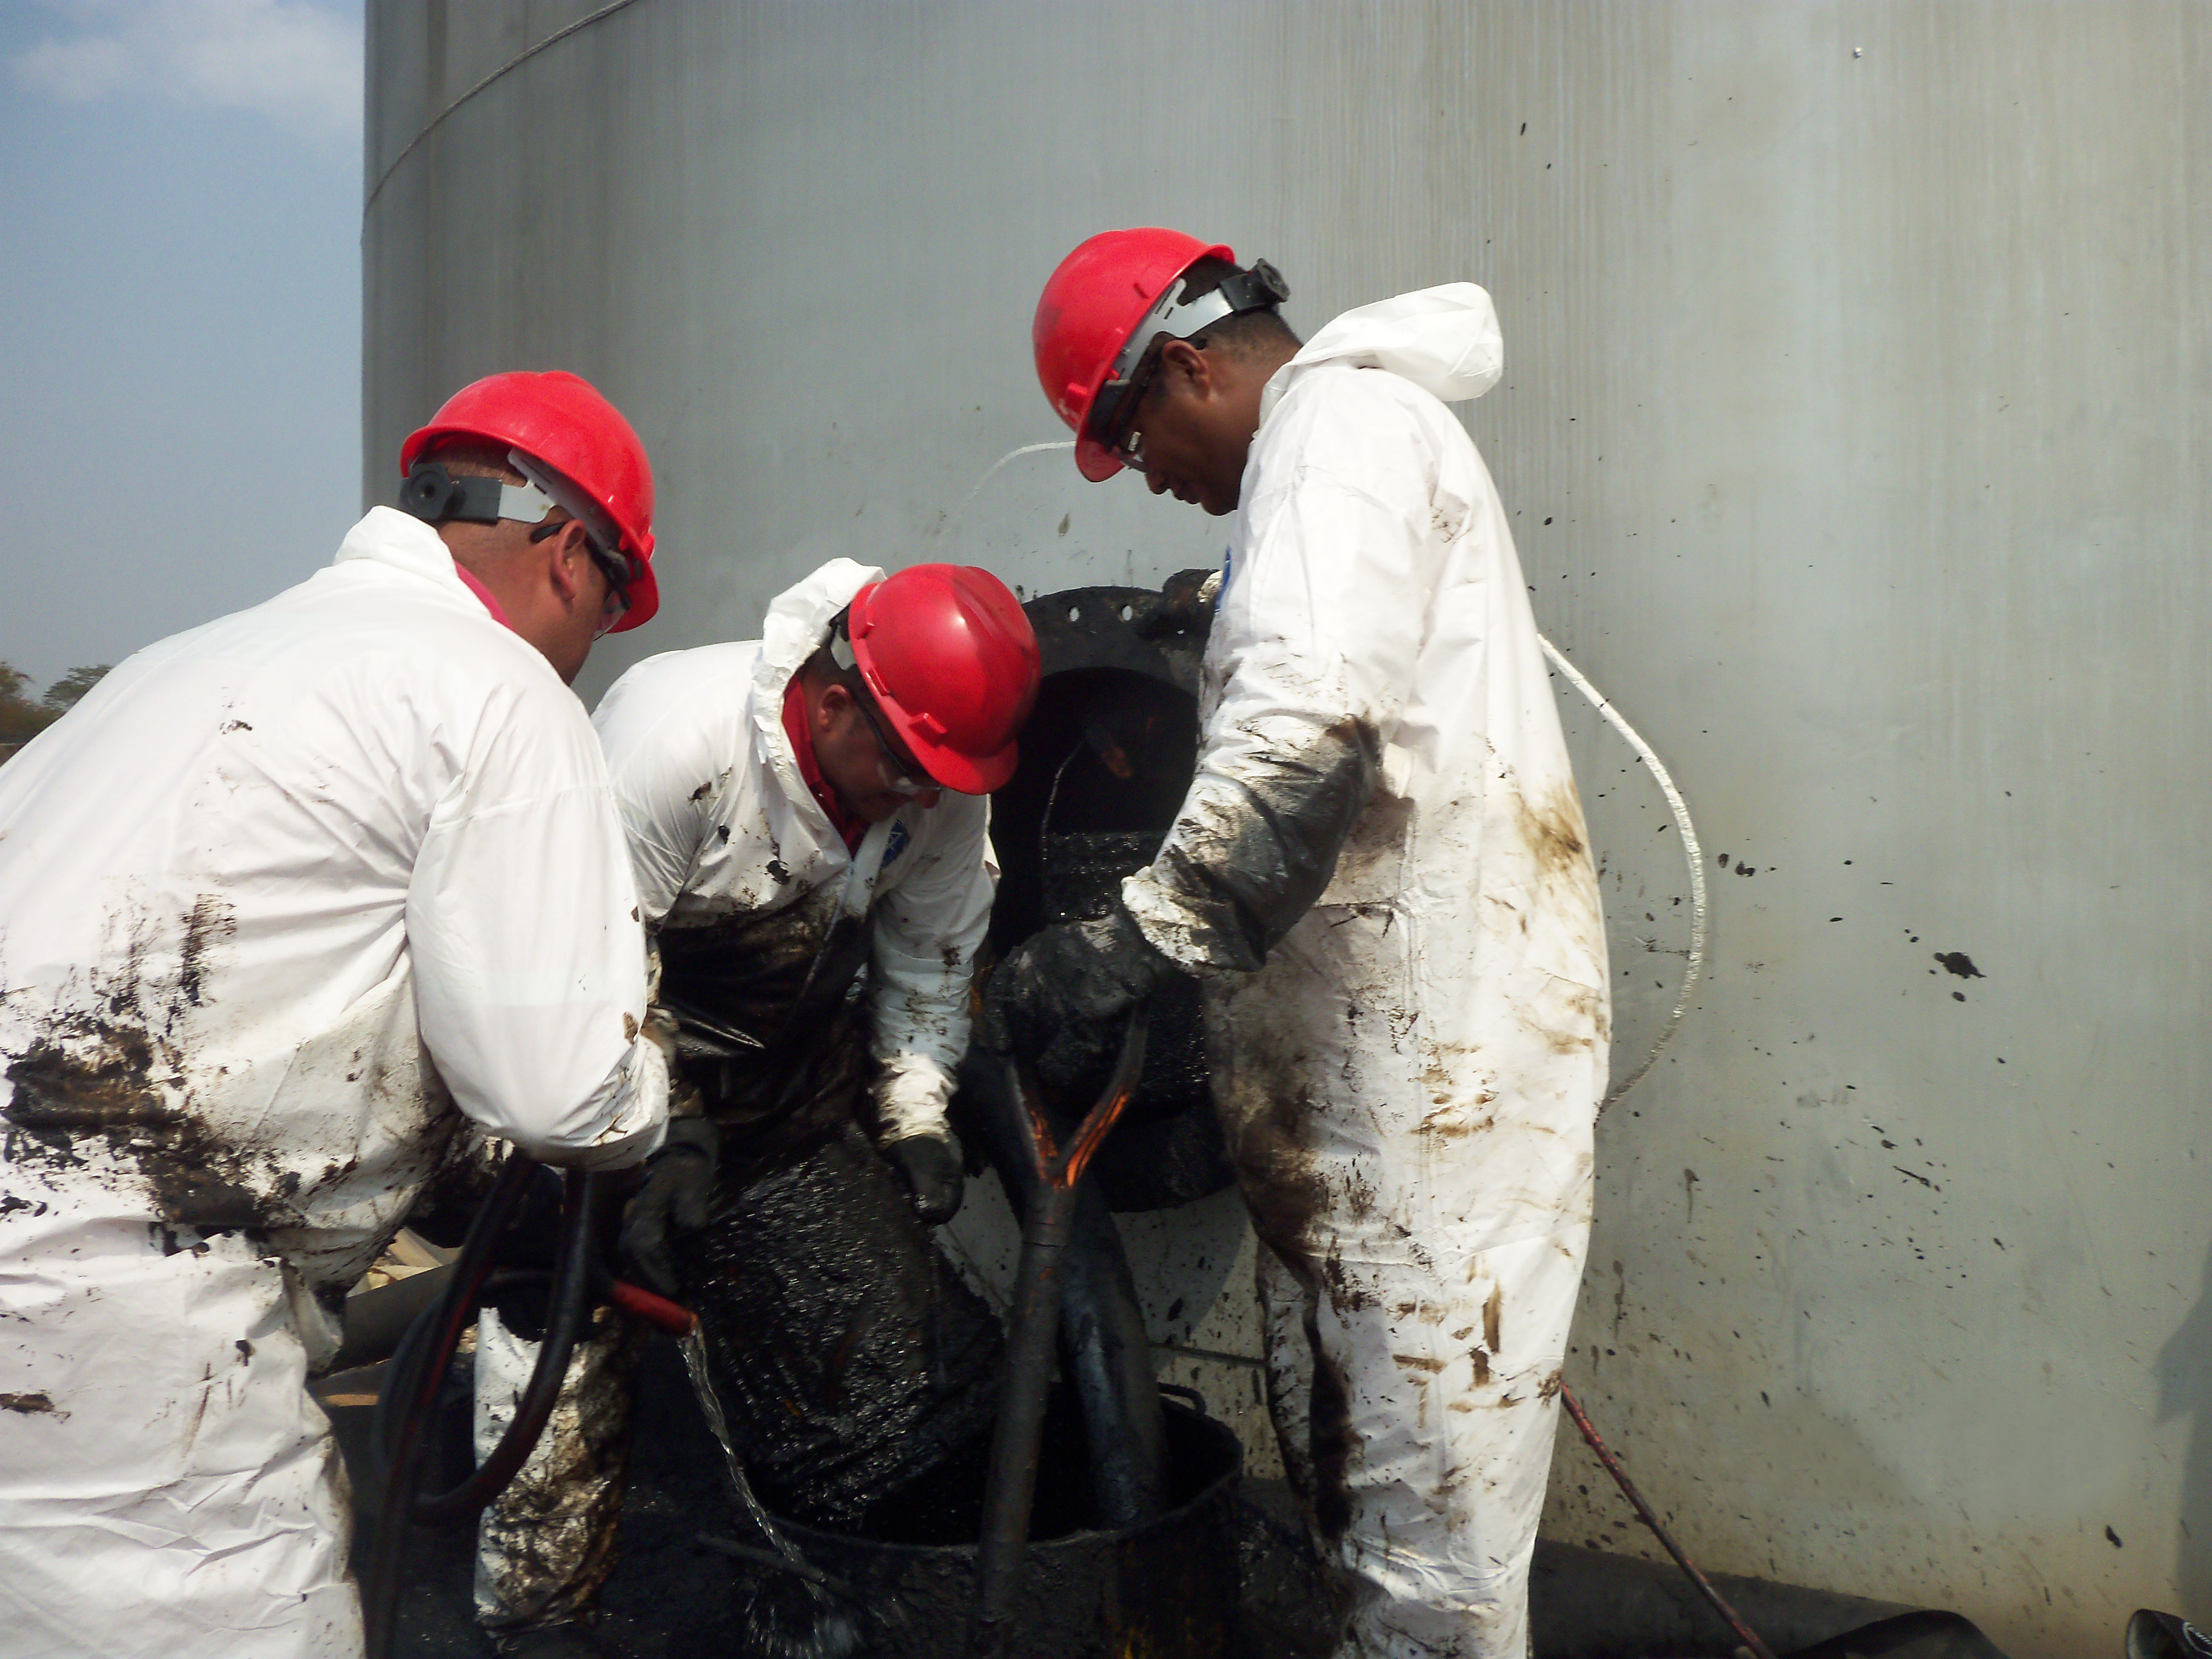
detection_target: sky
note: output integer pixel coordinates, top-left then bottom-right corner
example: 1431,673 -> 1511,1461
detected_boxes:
0,0 -> 363,694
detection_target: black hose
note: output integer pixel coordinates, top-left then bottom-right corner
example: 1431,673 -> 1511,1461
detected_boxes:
960,1048 -> 1166,1530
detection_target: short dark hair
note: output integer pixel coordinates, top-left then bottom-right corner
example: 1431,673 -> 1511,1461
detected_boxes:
1171,256 -> 1301,359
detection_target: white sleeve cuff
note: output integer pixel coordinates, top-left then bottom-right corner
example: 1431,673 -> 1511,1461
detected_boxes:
872,1050 -> 956,1143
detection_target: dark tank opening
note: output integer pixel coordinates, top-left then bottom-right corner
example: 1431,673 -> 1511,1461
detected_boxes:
731,1398 -> 1244,1659
987,665 -> 1199,961
980,591 -> 1232,1212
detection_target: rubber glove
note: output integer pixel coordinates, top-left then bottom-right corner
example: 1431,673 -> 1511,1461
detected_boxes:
880,1130 -> 964,1225
1135,568 -> 1222,640
980,905 -> 1170,1099
618,1116 -> 719,1299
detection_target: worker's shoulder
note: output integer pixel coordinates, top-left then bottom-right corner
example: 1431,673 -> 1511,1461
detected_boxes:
593,641 -> 764,769
916,784 -> 990,841
1257,364 -> 1464,495
600,640 -> 763,708
185,563 -> 574,726
1278,358 -> 1461,437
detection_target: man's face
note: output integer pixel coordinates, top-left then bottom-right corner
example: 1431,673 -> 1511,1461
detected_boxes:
1121,343 -> 1258,517
812,680 -> 943,823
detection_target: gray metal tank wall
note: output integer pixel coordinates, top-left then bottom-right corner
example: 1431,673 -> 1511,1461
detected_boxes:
364,5 -> 2212,1651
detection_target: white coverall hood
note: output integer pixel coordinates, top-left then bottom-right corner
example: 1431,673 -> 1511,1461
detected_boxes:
1262,283 -> 1504,419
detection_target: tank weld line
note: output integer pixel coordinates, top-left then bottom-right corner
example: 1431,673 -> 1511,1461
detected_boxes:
365,0 -> 648,212
1150,1341 -> 1266,1371
1538,632 -> 1707,1110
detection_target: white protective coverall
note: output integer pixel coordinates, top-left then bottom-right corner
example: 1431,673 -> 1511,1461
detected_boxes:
474,557 -> 996,1630
597,557 -> 992,1134
1121,286 -> 1609,1659
0,506 -> 668,1659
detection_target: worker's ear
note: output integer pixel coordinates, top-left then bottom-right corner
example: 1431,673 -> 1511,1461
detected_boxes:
541,520 -> 594,612
813,678 -> 855,735
1154,338 -> 1216,401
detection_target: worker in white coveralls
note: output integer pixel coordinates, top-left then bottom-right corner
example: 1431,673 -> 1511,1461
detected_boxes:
0,370 -> 672,1659
991,231 -> 1610,1659
471,558 -> 1041,1657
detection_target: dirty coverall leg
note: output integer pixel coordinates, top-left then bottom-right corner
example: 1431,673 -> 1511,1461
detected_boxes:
1216,906 -> 1596,1659
0,1216 -> 364,1658
472,1304 -> 647,1635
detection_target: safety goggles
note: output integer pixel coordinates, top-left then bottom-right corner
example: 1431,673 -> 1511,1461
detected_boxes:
853,686 -> 938,796
1094,344 -> 1164,474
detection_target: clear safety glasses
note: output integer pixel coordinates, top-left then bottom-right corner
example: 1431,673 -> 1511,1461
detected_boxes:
529,518 -> 632,636
853,688 -> 939,796
1092,344 -> 1164,476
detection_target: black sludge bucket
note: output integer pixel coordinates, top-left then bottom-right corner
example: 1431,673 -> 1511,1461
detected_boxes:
725,1399 -> 1243,1658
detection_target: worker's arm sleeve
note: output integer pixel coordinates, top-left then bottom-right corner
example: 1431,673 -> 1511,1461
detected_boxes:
591,669 -> 719,928
868,797 -> 997,1142
407,689 -> 668,1168
1124,384 -> 1436,975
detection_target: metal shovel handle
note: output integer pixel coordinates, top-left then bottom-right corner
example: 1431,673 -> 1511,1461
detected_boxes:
971,1007 -> 1150,1657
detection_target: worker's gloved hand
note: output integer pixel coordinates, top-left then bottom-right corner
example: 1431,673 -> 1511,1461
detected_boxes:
881,1130 -> 964,1225
1136,568 -> 1222,640
980,906 -> 1170,1098
618,1116 -> 719,1299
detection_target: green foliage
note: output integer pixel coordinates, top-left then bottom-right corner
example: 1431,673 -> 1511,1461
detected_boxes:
0,662 -> 112,750
42,664 -> 110,712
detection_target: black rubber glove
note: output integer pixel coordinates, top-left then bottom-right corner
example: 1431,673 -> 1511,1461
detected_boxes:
880,1130 -> 964,1225
980,906 -> 1170,1099
1135,568 -> 1222,640
618,1116 -> 719,1299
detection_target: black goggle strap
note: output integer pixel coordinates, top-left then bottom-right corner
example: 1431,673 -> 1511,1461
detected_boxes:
400,455 -> 641,592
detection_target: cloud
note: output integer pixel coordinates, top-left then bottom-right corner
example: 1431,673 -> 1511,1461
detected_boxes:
12,0 -> 361,142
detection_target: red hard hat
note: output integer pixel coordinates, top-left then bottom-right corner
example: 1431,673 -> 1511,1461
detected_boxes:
845,565 -> 1041,796
400,370 -> 662,631
1033,228 -> 1233,483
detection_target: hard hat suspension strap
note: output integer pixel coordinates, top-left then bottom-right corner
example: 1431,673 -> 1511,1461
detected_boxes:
1089,258 -> 1292,446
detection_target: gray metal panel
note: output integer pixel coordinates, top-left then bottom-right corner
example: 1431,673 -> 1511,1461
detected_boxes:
365,5 -> 2212,1651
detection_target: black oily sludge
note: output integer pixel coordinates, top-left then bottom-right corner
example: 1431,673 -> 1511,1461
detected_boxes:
678,1121 -> 1004,1530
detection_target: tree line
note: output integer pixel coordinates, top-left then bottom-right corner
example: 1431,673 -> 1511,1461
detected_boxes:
1,663 -> 111,753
